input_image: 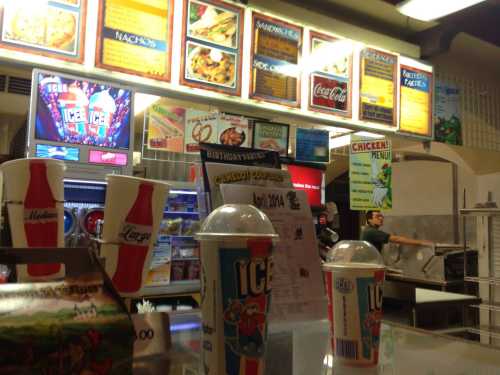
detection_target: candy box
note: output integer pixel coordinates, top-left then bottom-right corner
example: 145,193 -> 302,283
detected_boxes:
0,247 -> 134,374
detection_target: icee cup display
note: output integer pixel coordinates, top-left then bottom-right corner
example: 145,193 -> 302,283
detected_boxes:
0,158 -> 66,281
323,241 -> 385,367
100,175 -> 170,297
195,204 -> 278,375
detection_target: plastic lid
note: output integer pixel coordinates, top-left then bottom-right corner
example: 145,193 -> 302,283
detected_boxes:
325,240 -> 384,267
196,204 -> 278,240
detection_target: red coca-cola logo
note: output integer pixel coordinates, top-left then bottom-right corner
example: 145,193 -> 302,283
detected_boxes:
311,74 -> 348,111
119,224 -> 152,245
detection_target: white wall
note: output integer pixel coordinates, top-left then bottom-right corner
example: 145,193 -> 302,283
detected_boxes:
387,160 -> 453,217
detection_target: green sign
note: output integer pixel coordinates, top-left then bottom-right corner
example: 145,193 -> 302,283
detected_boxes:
349,136 -> 392,210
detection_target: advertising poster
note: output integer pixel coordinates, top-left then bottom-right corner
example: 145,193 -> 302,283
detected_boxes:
97,0 -> 173,81
252,121 -> 289,156
0,0 -> 86,62
359,48 -> 397,126
184,109 -> 218,153
295,128 -> 330,163
34,72 -> 132,150
349,136 -> 392,210
220,184 -> 327,323
146,101 -> 185,153
434,81 -> 462,145
181,0 -> 243,95
217,114 -> 249,147
309,32 -> 352,116
400,66 -> 432,137
250,13 -> 302,107
205,162 -> 292,208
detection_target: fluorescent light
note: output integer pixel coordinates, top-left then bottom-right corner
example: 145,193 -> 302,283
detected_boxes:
397,0 -> 486,21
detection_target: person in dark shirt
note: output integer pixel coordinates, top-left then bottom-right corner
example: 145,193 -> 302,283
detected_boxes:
361,211 -> 433,252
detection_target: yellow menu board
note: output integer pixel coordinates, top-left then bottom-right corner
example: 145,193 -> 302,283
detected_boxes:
359,48 -> 397,126
97,0 -> 172,81
400,66 -> 432,137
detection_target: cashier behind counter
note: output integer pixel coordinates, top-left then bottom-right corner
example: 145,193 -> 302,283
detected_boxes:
361,211 -> 433,252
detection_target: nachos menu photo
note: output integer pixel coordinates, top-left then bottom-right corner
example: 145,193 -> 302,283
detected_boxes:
0,0 -> 86,62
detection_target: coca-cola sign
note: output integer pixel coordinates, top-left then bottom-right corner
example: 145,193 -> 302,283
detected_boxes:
311,74 -> 348,112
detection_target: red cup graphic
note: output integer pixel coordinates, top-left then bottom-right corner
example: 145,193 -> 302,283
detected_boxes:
101,175 -> 170,296
0,158 -> 65,281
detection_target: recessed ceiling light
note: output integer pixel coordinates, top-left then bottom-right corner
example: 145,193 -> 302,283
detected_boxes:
397,0 -> 487,22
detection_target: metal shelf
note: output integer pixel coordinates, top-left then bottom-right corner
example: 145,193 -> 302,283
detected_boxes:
460,208 -> 500,217
469,303 -> 500,313
464,276 -> 500,285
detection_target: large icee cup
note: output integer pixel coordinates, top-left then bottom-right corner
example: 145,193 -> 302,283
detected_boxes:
323,241 -> 385,367
100,175 -> 170,296
0,158 -> 65,281
195,204 -> 278,375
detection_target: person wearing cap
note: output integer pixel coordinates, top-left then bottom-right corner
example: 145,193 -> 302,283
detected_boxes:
361,211 -> 433,252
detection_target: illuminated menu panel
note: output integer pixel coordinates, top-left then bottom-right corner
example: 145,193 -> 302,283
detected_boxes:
36,144 -> 80,162
400,65 -> 432,137
181,0 -> 244,95
359,48 -> 397,126
309,31 -> 352,117
88,150 -> 128,166
0,0 -> 86,62
97,0 -> 173,80
250,13 -> 302,107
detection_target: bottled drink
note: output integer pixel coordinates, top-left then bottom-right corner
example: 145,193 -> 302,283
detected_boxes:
113,183 -> 154,293
24,161 -> 60,276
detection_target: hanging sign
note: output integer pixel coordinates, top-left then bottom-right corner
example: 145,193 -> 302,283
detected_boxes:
349,136 -> 392,210
250,13 -> 302,107
434,82 -> 462,145
309,31 -> 352,117
295,128 -> 330,163
359,48 -> 397,126
97,0 -> 174,81
399,65 -> 432,137
181,0 -> 244,95
146,101 -> 186,153
252,121 -> 289,156
0,0 -> 87,62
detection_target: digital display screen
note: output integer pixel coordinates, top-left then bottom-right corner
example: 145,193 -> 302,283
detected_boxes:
34,73 -> 132,149
88,150 -> 128,166
286,164 -> 323,207
35,144 -> 80,161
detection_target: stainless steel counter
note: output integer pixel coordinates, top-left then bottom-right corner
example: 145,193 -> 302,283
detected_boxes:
134,310 -> 500,375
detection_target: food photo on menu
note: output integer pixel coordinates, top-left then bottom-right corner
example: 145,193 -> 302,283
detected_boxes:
217,114 -> 249,147
188,0 -> 238,48
1,0 -> 80,56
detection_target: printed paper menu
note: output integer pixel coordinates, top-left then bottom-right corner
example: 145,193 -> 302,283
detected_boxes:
400,66 -> 432,137
220,184 -> 327,323
359,48 -> 397,126
97,0 -> 173,80
309,31 -> 352,116
251,13 -> 302,107
181,0 -> 243,95
0,0 -> 85,61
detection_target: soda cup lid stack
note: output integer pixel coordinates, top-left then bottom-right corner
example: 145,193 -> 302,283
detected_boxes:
324,240 -> 384,269
195,204 -> 278,240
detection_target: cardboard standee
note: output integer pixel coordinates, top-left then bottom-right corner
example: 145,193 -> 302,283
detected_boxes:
0,247 -> 135,374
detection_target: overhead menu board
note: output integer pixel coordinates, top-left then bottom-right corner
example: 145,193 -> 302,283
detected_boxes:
181,0 -> 244,95
309,31 -> 352,117
399,65 -> 432,137
250,13 -> 302,108
359,48 -> 397,126
0,0 -> 86,62
96,0 -> 174,81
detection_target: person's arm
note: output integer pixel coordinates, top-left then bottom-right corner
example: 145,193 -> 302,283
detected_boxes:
389,235 -> 433,247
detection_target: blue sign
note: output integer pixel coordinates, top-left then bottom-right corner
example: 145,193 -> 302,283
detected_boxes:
295,128 -> 330,163
36,144 -> 80,161
401,68 -> 430,93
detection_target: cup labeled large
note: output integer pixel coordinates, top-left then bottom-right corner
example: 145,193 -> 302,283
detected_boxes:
101,175 -> 170,296
323,241 -> 385,367
0,158 -> 66,281
196,204 -> 278,375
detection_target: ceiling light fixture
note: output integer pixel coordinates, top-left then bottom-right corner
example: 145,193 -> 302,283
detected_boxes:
397,0 -> 487,22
